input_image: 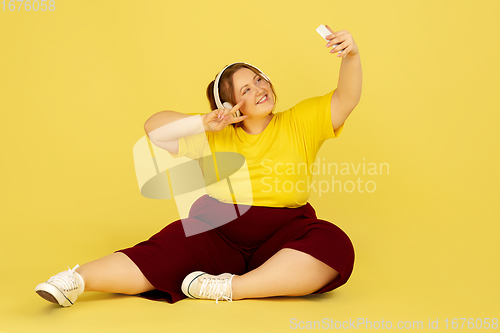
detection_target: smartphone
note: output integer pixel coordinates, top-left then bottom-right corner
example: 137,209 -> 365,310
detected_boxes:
316,24 -> 339,48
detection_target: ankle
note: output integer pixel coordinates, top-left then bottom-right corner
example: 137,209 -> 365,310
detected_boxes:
74,269 -> 86,294
231,275 -> 243,301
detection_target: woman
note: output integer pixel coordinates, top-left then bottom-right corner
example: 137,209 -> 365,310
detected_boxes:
35,27 -> 362,307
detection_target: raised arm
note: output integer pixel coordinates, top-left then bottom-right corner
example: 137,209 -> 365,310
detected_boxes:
144,111 -> 205,154
144,101 -> 247,154
144,111 -> 206,142
331,52 -> 362,131
324,27 -> 362,131
144,111 -> 192,135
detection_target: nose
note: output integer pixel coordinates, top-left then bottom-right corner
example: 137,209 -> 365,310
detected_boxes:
255,85 -> 265,96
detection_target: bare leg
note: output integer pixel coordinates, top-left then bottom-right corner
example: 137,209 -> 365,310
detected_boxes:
75,252 -> 155,295
231,248 -> 338,300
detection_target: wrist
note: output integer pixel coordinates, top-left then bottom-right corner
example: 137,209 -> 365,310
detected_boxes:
345,47 -> 359,58
201,114 -> 210,132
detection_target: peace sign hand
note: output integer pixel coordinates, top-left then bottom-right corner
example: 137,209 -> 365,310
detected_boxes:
202,100 -> 248,132
324,25 -> 359,58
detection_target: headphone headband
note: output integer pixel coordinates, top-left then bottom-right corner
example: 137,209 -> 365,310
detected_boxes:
213,62 -> 271,110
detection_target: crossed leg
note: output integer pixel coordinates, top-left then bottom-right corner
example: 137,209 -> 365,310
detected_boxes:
75,248 -> 338,300
231,248 -> 339,300
76,252 -> 155,295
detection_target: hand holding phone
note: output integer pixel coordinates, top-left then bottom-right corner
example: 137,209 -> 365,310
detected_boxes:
316,24 -> 339,50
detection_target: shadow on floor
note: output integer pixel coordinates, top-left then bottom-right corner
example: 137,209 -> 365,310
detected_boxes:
77,292 -> 135,303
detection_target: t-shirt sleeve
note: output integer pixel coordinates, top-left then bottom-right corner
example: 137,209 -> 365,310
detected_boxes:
290,88 -> 345,143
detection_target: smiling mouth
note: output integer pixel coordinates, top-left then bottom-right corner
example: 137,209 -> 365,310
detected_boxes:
257,95 -> 268,104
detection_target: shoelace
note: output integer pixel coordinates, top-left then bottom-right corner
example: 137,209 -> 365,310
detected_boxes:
47,264 -> 80,292
197,275 -> 234,304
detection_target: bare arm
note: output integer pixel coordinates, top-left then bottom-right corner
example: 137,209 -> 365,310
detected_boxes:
325,28 -> 362,131
143,111 -> 207,154
330,52 -> 362,130
144,111 -> 204,141
144,101 -> 247,154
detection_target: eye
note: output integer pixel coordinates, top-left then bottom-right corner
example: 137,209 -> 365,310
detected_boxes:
242,77 -> 262,95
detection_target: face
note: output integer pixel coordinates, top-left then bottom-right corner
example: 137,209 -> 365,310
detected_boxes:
231,67 -> 275,117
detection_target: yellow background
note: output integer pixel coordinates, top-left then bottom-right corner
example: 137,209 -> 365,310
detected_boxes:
1,0 -> 499,332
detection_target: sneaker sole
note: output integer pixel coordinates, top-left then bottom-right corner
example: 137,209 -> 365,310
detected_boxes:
36,290 -> 59,304
35,283 -> 74,307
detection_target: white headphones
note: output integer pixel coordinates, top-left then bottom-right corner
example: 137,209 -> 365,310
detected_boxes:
213,62 -> 272,117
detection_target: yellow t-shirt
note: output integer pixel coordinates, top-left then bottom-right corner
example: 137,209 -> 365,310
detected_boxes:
172,88 -> 345,208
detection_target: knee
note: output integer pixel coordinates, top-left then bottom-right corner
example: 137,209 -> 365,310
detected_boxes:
315,220 -> 355,257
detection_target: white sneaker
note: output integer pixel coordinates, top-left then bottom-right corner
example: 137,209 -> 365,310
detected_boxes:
181,271 -> 234,304
35,264 -> 85,307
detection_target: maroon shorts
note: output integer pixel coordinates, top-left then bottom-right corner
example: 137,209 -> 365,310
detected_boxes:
115,194 -> 355,303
